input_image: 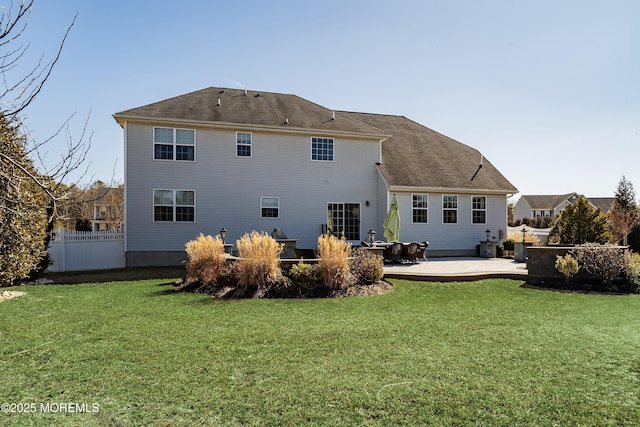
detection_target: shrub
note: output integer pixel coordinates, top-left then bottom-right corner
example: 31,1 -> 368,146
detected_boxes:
185,233 -> 226,285
350,247 -> 384,285
570,243 -> 626,285
503,239 -> 514,251
289,261 -> 321,289
317,234 -> 352,289
549,196 -> 610,244
555,254 -> 579,282
236,231 -> 283,296
624,252 -> 640,293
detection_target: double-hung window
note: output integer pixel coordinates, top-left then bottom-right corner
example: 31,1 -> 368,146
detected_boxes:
311,137 -> 334,161
236,132 -> 252,157
153,190 -> 195,222
412,194 -> 428,223
443,195 -> 458,224
261,196 -> 279,218
472,196 -> 487,224
154,127 -> 195,161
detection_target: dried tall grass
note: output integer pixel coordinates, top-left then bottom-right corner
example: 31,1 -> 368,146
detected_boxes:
236,231 -> 283,292
317,234 -> 352,289
185,233 -> 226,284
507,231 -> 541,246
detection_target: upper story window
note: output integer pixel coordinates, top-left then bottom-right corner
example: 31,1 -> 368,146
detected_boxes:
311,137 -> 334,161
472,196 -> 486,224
443,195 -> 458,224
153,189 -> 195,222
154,127 -> 195,161
236,132 -> 252,157
261,196 -> 279,218
412,194 -> 428,223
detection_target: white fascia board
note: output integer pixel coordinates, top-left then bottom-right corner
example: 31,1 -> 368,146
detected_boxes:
112,114 -> 390,141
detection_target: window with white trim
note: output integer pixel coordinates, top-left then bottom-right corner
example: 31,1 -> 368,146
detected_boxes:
311,137 -> 334,161
412,194 -> 428,223
472,196 -> 487,224
153,189 -> 195,222
236,132 -> 252,157
154,127 -> 195,161
261,196 -> 279,218
443,195 -> 458,224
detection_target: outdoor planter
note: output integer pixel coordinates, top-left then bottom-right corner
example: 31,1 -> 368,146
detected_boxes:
514,241 -> 533,263
479,240 -> 497,258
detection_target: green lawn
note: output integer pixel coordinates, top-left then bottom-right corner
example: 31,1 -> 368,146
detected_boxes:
1,278 -> 639,426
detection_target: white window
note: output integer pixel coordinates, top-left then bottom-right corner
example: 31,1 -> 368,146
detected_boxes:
472,196 -> 487,224
261,196 -> 279,218
153,190 -> 195,222
443,195 -> 458,224
311,137 -> 334,161
154,127 -> 195,161
236,132 -> 252,157
412,194 -> 428,223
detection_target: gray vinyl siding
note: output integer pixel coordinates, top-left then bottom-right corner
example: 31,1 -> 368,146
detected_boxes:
125,123 -> 382,252
379,192 -> 509,251
513,198 -> 532,221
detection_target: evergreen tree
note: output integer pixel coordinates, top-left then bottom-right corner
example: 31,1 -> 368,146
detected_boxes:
609,175 -> 638,245
0,114 -> 49,286
549,196 -> 610,244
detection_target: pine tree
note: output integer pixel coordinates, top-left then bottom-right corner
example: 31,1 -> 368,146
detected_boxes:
609,175 -> 639,246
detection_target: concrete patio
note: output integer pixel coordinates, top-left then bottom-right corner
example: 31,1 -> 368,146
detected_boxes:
383,257 -> 528,281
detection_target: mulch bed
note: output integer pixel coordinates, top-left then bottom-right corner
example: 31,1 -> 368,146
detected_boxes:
175,279 -> 395,299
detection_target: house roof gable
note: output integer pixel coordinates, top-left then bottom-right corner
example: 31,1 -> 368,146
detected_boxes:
518,193 -> 579,210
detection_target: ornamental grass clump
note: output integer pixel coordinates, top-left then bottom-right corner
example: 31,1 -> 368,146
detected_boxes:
185,233 -> 226,285
624,252 -> 640,293
236,231 -> 283,296
317,234 -> 352,289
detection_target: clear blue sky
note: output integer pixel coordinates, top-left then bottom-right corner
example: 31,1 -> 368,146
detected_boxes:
18,0 -> 640,201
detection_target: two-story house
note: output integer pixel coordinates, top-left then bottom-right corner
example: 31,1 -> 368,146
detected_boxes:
90,187 -> 124,232
113,87 -> 517,267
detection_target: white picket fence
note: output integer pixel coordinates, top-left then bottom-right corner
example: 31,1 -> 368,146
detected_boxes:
47,229 -> 125,272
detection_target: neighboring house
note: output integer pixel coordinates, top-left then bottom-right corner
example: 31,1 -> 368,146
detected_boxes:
513,193 -> 579,222
113,87 -> 517,267
513,193 -> 614,223
587,197 -> 615,214
90,187 -> 124,232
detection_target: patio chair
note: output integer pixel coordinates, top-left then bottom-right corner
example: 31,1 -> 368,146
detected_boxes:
383,242 -> 403,263
416,241 -> 429,262
401,242 -> 420,263
360,241 -> 371,247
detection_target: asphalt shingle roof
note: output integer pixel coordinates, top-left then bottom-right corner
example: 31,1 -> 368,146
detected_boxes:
114,87 -> 387,137
340,111 -> 517,193
520,193 -> 578,210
